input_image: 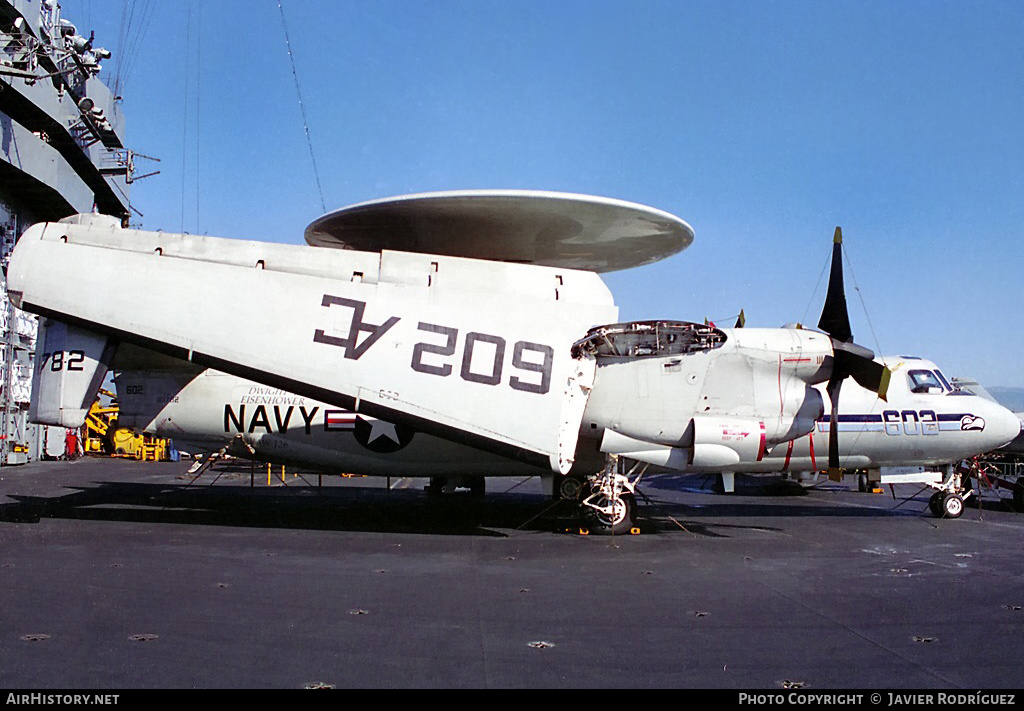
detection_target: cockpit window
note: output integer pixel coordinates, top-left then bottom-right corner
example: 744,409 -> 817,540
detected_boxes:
908,369 -> 946,394
933,369 -> 953,392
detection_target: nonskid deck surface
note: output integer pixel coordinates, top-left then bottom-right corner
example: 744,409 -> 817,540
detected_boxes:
1,458 -> 1022,689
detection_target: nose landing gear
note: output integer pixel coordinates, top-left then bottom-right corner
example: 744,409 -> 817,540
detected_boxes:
575,456 -> 644,535
926,463 -> 975,518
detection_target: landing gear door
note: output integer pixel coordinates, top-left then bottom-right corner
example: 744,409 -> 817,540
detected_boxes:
29,320 -> 117,428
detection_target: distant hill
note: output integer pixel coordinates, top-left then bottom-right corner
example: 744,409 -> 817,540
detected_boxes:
990,387 -> 1024,412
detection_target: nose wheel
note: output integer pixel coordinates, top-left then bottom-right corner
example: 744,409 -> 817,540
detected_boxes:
926,463 -> 974,518
929,491 -> 965,518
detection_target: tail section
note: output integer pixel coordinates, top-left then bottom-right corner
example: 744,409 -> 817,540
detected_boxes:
30,319 -> 117,428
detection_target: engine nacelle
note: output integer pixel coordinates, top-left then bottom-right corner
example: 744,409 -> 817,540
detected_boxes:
580,321 -> 828,451
698,348 -> 825,446
600,415 -> 769,471
690,415 -> 764,467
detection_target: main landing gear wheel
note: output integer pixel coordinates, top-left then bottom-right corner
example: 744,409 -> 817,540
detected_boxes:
582,492 -> 637,536
578,457 -> 645,535
557,475 -> 584,501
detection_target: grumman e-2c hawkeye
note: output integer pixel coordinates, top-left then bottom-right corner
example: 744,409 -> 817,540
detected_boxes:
8,192 -> 1020,533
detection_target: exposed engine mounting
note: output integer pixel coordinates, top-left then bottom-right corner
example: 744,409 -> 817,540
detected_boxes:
571,320 -> 726,359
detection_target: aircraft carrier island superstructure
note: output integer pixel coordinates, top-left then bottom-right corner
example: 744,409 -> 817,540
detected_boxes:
0,0 -> 141,463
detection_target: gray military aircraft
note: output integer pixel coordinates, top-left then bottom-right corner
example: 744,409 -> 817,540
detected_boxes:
9,191 -> 1021,533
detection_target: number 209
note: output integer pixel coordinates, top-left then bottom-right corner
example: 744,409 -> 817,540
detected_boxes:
411,322 -> 553,395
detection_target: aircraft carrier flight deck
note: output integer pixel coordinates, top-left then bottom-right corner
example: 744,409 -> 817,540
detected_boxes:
2,457 -> 1022,690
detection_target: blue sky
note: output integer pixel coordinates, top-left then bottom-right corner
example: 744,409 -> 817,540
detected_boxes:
67,0 -> 1024,387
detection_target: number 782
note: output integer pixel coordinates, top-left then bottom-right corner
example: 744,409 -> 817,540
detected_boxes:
39,350 -> 86,372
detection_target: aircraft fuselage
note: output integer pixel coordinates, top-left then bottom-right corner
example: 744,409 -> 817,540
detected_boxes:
113,353 -> 1019,479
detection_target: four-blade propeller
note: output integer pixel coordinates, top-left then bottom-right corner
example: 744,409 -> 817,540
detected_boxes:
817,227 -> 891,476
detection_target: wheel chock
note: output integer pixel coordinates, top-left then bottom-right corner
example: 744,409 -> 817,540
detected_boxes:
573,527 -> 640,536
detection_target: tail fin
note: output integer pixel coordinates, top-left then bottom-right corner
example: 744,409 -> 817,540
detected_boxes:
30,319 -> 117,427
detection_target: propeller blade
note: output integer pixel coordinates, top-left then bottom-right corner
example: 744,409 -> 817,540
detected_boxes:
826,375 -> 842,478
825,351 -> 889,479
848,354 -> 890,402
832,338 -> 890,401
814,226 -> 892,479
734,309 -> 746,328
817,227 -> 852,343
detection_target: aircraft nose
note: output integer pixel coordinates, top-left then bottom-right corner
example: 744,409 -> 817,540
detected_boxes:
986,402 -> 1023,450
